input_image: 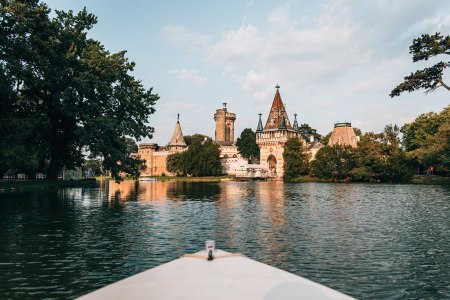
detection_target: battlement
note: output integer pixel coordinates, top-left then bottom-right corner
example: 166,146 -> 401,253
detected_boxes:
334,122 -> 352,128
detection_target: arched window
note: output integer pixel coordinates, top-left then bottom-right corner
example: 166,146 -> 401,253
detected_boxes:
267,155 -> 277,176
226,125 -> 231,141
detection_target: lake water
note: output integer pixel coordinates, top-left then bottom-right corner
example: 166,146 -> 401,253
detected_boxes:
0,180 -> 449,299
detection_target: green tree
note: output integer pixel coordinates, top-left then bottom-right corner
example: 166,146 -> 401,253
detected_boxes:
410,120 -> 450,173
311,145 -> 355,181
433,122 -> 450,172
82,158 -> 102,176
401,106 -> 449,151
298,123 -> 322,141
183,134 -> 208,146
0,1 -> 158,180
283,138 -> 309,181
236,128 -> 259,163
166,152 -> 185,176
320,132 -> 332,145
166,139 -> 222,177
350,127 -> 414,182
390,33 -> 450,97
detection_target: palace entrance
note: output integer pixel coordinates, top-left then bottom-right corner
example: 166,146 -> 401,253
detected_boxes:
267,155 -> 277,177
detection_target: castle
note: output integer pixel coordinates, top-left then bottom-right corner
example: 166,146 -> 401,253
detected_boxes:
138,85 -> 357,179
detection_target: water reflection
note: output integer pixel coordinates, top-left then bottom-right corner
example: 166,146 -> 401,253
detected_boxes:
106,180 -> 222,203
0,182 -> 449,299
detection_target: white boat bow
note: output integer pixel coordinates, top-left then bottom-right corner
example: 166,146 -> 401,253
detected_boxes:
77,249 -> 356,299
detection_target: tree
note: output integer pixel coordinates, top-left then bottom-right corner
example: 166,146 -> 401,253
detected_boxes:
166,152 -> 185,176
236,128 -> 259,163
311,145 -> 355,181
166,139 -> 222,177
283,138 -> 309,181
183,134 -> 208,146
351,128 -> 413,182
401,106 -> 449,152
390,33 -> 450,97
407,118 -> 450,173
0,1 -> 158,180
320,132 -> 332,145
298,123 -> 321,141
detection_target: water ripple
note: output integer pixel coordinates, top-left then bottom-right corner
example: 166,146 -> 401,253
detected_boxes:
0,181 -> 449,299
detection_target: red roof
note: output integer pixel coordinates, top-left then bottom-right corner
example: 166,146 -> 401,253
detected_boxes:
264,88 -> 292,130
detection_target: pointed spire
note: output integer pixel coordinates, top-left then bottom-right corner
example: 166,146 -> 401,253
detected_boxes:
264,85 -> 292,130
168,114 -> 187,150
256,113 -> 263,132
293,113 -> 299,131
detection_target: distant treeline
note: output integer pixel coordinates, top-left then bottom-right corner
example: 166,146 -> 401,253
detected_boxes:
284,105 -> 450,182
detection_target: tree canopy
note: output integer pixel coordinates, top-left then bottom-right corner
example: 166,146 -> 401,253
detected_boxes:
298,123 -> 321,141
183,134 -> 208,146
283,138 -> 309,181
0,0 -> 158,180
390,32 -> 450,97
401,106 -> 450,171
166,139 -> 222,177
236,128 -> 259,163
311,145 -> 355,181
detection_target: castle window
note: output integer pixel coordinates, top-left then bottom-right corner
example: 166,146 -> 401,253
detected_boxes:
226,125 -> 231,141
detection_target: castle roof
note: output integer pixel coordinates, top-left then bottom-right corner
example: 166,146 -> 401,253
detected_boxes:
256,113 -> 264,132
328,122 -> 358,148
168,114 -> 187,148
264,85 -> 293,130
292,113 -> 299,132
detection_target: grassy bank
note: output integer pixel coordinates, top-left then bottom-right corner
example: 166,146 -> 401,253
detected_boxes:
409,175 -> 450,185
0,178 -> 98,192
289,175 -> 450,185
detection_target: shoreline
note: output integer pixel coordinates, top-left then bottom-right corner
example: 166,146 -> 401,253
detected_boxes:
0,175 -> 448,193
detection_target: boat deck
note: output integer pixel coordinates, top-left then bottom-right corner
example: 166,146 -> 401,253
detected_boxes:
77,249 -> 355,299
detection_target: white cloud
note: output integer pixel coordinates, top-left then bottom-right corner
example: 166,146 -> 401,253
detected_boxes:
162,25 -> 209,50
169,69 -> 207,86
207,24 -> 262,64
161,0 -> 450,136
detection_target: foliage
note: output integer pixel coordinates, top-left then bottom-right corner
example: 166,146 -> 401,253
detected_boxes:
401,106 -> 449,151
0,1 -> 157,180
82,158 -> 103,176
353,127 -> 362,137
183,134 -> 208,146
298,123 -> 322,141
236,128 -> 259,163
408,120 -> 450,172
311,145 -> 355,181
320,132 -> 332,145
350,127 -> 414,182
283,138 -> 309,181
390,32 -> 450,97
166,140 -> 222,177
166,152 -> 185,176
400,106 -> 449,173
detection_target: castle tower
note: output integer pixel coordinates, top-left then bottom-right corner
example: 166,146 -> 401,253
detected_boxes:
214,103 -> 236,146
167,114 -> 187,152
256,85 -> 301,178
328,122 -> 358,148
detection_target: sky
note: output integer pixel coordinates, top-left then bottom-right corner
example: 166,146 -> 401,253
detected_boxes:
43,0 -> 450,145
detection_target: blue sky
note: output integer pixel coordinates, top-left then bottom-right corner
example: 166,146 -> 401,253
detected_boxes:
44,0 -> 450,145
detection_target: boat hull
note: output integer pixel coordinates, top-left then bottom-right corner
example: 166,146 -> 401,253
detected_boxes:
77,250 -> 355,299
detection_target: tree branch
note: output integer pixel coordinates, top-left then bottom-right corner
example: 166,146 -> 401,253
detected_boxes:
438,78 -> 450,91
